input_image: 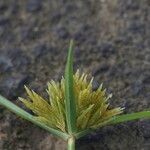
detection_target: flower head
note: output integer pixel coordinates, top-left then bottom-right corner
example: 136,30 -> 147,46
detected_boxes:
19,70 -> 123,133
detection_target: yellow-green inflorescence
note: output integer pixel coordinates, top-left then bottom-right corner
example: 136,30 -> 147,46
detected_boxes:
19,70 -> 123,133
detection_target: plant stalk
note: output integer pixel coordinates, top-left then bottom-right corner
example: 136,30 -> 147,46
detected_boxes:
68,136 -> 75,150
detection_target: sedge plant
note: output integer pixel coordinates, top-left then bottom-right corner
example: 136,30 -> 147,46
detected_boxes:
0,40 -> 150,150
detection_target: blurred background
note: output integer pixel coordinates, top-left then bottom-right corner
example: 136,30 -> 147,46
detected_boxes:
0,0 -> 150,149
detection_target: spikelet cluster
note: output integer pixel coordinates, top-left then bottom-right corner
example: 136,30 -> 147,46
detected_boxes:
19,70 -> 123,133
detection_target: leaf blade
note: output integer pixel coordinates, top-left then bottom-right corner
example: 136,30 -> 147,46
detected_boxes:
0,95 -> 69,140
65,40 -> 77,133
109,111 -> 150,125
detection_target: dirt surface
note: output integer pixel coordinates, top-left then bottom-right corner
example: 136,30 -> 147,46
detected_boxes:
0,0 -> 150,149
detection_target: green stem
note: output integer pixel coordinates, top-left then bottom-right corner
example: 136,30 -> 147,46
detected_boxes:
68,136 -> 75,150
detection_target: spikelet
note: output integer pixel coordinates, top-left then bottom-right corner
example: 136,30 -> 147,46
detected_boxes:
19,70 -> 123,132
19,85 -> 66,132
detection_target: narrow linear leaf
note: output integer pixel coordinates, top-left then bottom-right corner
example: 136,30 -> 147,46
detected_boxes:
65,40 -> 77,133
109,111 -> 150,125
0,95 -> 69,141
75,111 -> 150,139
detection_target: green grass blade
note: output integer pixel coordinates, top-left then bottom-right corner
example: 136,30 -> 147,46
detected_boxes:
0,95 -> 69,141
109,111 -> 150,125
65,40 -> 77,134
75,111 -> 150,139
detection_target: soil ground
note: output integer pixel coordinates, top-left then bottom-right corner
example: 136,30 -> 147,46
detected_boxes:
0,0 -> 150,149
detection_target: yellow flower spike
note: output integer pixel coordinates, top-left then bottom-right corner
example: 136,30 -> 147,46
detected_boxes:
19,70 -> 123,133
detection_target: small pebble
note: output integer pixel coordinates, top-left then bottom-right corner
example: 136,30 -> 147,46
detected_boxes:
26,0 -> 42,12
132,83 -> 144,96
50,12 -> 62,23
0,55 -> 13,73
0,16 -> 9,26
99,42 -> 116,57
32,44 -> 47,58
140,120 -> 150,138
57,27 -> 70,39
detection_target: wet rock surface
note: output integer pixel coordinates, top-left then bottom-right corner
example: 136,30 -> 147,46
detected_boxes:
0,0 -> 150,149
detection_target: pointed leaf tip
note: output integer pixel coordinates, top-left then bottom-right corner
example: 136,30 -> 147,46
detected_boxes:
65,40 -> 77,134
